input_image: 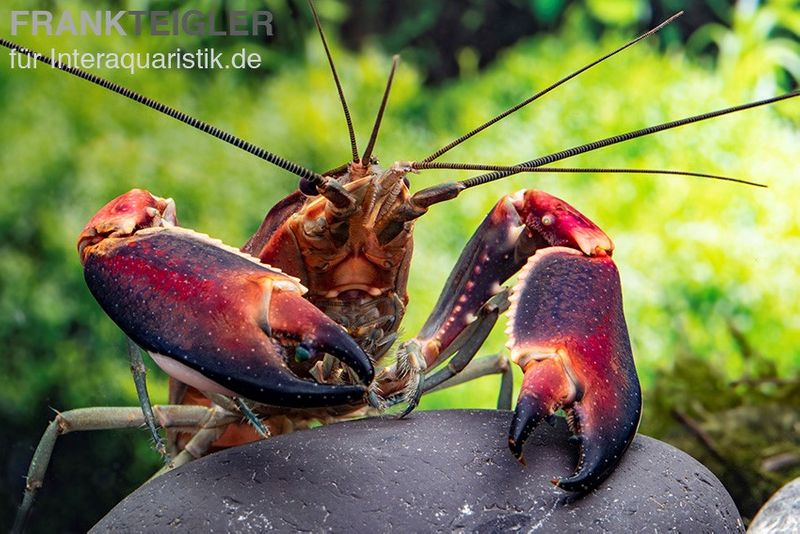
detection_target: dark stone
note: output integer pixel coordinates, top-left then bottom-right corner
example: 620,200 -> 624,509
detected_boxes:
92,410 -> 742,533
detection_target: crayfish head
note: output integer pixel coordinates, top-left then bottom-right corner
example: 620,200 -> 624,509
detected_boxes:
78,189 -> 177,264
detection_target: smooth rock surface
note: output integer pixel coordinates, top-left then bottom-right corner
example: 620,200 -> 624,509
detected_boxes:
748,477 -> 800,533
93,410 -> 742,533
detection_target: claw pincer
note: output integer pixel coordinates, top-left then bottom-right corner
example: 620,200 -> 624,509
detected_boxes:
506,246 -> 641,491
393,188 -> 641,490
78,190 -> 372,408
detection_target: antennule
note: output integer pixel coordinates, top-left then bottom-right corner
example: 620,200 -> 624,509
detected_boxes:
458,90 -> 799,190
411,162 -> 766,188
361,55 -> 400,166
421,11 -> 684,163
0,38 -> 324,185
308,0 -> 359,162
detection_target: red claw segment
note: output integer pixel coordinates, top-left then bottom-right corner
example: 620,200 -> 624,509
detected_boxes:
80,190 -> 373,408
268,290 -> 375,386
404,189 -> 614,371
508,357 -> 574,464
78,189 -> 177,264
506,246 -> 641,492
511,190 -> 613,257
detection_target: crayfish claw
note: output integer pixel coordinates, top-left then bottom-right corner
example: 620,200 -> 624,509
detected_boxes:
269,290 -> 375,388
79,189 -> 375,410
505,247 -> 641,491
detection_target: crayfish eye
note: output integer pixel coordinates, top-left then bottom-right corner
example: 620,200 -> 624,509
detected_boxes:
541,214 -> 555,226
298,178 -> 318,196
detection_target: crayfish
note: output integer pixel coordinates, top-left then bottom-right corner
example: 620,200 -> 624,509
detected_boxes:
6,4 -> 798,532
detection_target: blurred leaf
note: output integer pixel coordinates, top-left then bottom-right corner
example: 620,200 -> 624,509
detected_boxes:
585,0 -> 647,26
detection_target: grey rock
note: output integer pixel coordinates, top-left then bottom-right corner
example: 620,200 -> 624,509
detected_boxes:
749,477 -> 800,533
92,409 -> 742,533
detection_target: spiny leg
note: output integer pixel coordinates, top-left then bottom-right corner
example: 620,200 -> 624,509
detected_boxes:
234,397 -> 271,439
151,404 -> 240,478
384,353 -> 511,408
424,353 -> 509,394
127,337 -> 168,461
397,289 -> 510,416
498,359 -> 514,410
12,405 -> 228,534
425,353 -> 514,410
164,388 -> 273,461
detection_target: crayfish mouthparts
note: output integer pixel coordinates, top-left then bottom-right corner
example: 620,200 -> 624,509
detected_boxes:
80,189 -> 375,409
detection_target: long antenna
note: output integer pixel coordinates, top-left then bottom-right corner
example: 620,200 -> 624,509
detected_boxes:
361,55 -> 400,165
308,0 -> 359,162
0,38 -> 325,186
458,91 -> 799,190
411,162 -> 766,187
421,11 -> 683,163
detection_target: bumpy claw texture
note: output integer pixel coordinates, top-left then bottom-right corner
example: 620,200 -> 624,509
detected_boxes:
506,246 -> 641,492
79,190 -> 373,408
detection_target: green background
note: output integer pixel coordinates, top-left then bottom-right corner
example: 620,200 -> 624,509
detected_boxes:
1,0 -> 798,531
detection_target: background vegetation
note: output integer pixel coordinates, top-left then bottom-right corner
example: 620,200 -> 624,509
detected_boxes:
1,0 -> 798,531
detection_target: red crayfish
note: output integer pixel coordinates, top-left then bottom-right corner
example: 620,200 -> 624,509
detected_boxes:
6,5 -> 798,532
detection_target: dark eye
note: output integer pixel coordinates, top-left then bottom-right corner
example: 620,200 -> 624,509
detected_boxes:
299,178 -> 318,196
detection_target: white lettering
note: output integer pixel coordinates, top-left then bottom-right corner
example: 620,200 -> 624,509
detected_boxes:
55,12 -> 76,36
105,11 -> 126,35
31,11 -> 53,36
10,11 -> 30,36
80,11 -> 102,36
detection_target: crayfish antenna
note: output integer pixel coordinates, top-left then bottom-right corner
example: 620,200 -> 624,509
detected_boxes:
361,55 -> 400,166
0,38 -> 326,189
308,0 -> 360,162
456,90 -> 799,190
421,11 -> 684,163
410,162 -> 767,188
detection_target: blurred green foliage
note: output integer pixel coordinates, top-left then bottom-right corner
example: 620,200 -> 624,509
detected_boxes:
1,0 -> 798,531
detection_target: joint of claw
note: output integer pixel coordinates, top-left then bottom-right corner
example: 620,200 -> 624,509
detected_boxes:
514,349 -> 581,406
497,354 -> 511,373
55,416 -> 70,435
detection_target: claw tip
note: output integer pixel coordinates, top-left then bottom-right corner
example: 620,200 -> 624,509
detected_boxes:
508,438 -> 526,465
397,404 -> 415,419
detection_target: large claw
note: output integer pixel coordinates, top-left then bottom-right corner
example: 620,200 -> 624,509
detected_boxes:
506,246 -> 641,492
78,190 -> 373,408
